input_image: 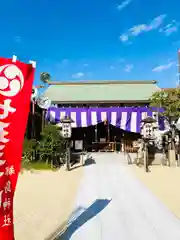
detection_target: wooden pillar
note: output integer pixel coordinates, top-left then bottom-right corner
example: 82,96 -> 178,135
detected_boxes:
107,122 -> 110,142
31,102 -> 35,138
41,110 -> 45,132
95,124 -> 98,142
84,131 -> 86,151
144,142 -> 149,172
94,124 -> 98,152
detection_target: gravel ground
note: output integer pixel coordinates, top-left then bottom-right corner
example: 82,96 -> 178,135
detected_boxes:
14,166 -> 83,240
132,164 -> 180,219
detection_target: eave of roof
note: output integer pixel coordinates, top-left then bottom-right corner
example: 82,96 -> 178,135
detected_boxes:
44,80 -> 160,103
48,80 -> 157,85
51,100 -> 151,104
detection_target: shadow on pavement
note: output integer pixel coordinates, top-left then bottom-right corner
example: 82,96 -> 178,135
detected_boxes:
57,199 -> 111,240
70,155 -> 96,171
83,156 -> 96,166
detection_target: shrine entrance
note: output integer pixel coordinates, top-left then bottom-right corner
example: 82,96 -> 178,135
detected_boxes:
71,121 -> 140,153
92,122 -> 115,152
71,122 -> 126,152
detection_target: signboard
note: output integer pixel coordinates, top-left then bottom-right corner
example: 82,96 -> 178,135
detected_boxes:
31,86 -> 38,102
176,117 -> 180,131
70,140 -> 73,147
145,124 -> 153,138
75,140 -> 83,150
133,141 -> 139,148
100,138 -> 106,142
62,123 -> 71,138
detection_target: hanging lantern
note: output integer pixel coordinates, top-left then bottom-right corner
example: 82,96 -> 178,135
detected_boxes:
40,72 -> 51,83
31,86 -> 38,102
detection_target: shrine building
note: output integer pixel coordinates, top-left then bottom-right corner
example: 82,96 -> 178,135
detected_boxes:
44,80 -> 160,152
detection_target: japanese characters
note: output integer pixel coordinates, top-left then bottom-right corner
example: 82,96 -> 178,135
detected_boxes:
0,57 -> 34,239
0,64 -> 24,228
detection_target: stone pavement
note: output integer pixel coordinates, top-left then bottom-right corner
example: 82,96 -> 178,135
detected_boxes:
58,153 -> 180,240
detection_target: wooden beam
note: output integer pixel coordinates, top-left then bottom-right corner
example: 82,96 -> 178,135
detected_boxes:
48,80 -> 157,86
51,100 -> 150,104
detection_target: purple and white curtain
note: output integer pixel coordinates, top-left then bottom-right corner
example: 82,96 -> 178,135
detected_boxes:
46,107 -> 164,133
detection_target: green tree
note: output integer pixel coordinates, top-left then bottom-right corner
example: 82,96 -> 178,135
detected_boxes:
22,138 -> 38,164
150,88 -> 180,121
150,88 -> 180,152
38,124 -> 67,166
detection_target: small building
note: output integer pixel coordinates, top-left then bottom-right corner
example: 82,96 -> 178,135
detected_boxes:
44,80 -> 160,152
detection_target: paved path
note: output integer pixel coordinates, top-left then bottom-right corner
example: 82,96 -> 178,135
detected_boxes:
59,153 -> 180,240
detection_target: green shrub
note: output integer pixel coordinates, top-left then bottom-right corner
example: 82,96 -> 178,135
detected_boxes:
37,124 -> 67,166
22,124 -> 67,168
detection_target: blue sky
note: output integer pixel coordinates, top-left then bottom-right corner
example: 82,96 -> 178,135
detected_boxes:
1,0 -> 180,88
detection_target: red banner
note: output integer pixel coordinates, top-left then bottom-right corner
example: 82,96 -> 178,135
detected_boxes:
0,57 -> 35,239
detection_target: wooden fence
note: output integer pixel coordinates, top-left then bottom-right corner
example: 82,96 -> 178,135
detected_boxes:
122,140 -> 138,153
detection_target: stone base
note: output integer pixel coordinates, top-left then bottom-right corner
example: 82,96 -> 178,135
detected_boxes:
151,153 -> 164,165
168,150 -> 176,166
133,153 -> 164,166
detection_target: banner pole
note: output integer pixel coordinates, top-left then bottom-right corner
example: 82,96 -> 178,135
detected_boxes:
29,60 -> 36,68
12,55 -> 17,63
29,60 -> 36,138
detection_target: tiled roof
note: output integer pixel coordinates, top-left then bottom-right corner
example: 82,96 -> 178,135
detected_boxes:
44,80 -> 160,103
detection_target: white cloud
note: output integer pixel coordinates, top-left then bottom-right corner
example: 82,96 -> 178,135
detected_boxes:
110,65 -> 116,69
119,34 -> 129,42
83,63 -> 89,67
159,20 -> 179,36
88,71 -> 92,77
118,58 -> 125,62
146,14 -> 167,31
61,59 -> 69,65
14,36 -> 21,43
56,59 -> 69,69
120,14 -> 166,42
124,64 -> 133,72
129,24 -> 147,36
117,0 -> 131,11
172,40 -> 180,45
72,72 -> 85,78
152,62 -> 174,72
